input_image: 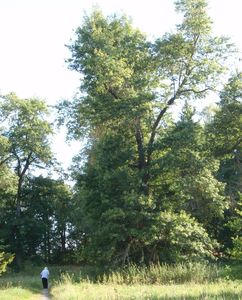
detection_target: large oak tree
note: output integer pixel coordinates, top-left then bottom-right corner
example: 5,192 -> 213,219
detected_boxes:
62,0 -> 236,264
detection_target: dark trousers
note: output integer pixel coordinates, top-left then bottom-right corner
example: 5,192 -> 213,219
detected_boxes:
42,277 -> 48,289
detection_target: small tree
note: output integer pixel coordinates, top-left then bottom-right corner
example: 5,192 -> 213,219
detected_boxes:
0,93 -> 53,269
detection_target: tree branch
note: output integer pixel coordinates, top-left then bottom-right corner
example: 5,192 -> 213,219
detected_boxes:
21,151 -> 33,177
180,87 -> 211,94
104,83 -> 119,99
146,74 -> 189,166
0,156 -> 11,166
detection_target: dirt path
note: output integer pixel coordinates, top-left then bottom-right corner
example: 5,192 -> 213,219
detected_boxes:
31,289 -> 51,300
41,289 -> 50,299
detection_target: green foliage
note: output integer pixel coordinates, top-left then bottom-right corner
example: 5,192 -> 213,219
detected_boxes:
206,73 -> 242,187
175,0 -> 212,35
63,9 -> 156,141
0,0 -> 241,271
151,210 -> 218,263
64,0 -> 232,137
205,73 -> 242,252
0,93 -> 53,167
229,236 -> 242,260
0,252 -> 14,276
226,195 -> 242,260
63,0 -> 238,266
154,105 -> 227,227
72,131 -> 141,265
0,93 -> 54,268
0,127 -> 17,201
220,72 -> 242,104
0,135 -> 9,164
21,176 -> 74,263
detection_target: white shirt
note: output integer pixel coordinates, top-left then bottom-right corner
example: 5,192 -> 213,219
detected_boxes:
40,268 -> 49,279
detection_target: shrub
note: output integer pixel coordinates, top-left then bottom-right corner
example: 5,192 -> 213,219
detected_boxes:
152,210 -> 218,263
0,252 -> 14,276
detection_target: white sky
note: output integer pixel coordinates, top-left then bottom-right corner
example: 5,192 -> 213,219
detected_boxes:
0,0 -> 241,171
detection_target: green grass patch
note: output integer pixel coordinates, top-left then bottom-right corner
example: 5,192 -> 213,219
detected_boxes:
99,262 -> 220,284
0,287 -> 37,300
51,281 -> 242,300
0,262 -> 241,299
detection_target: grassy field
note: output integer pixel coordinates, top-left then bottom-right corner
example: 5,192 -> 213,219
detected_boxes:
0,263 -> 241,299
51,281 -> 242,300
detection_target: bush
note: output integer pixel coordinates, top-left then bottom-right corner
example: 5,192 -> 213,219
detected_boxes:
152,210 -> 218,263
0,252 -> 14,276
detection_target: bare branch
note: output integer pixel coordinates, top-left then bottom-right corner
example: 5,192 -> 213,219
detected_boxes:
180,87 -> 211,94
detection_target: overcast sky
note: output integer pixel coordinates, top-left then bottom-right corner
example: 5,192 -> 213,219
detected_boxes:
0,0 -> 241,171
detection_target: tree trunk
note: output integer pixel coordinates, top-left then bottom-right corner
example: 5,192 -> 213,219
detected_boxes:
134,117 -> 150,195
13,153 -> 32,270
122,242 -> 131,265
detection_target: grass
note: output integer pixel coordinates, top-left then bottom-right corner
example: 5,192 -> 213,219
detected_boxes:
99,262 -> 220,284
51,281 -> 242,300
0,273 -> 42,300
0,287 -> 35,300
0,262 -> 241,299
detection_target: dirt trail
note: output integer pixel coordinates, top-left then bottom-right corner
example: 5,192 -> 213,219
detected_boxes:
41,289 -> 50,299
31,289 -> 51,300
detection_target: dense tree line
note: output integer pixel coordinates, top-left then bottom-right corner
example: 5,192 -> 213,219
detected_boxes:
0,0 -> 241,271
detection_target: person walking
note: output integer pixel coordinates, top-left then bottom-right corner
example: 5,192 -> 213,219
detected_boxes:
40,267 -> 49,289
